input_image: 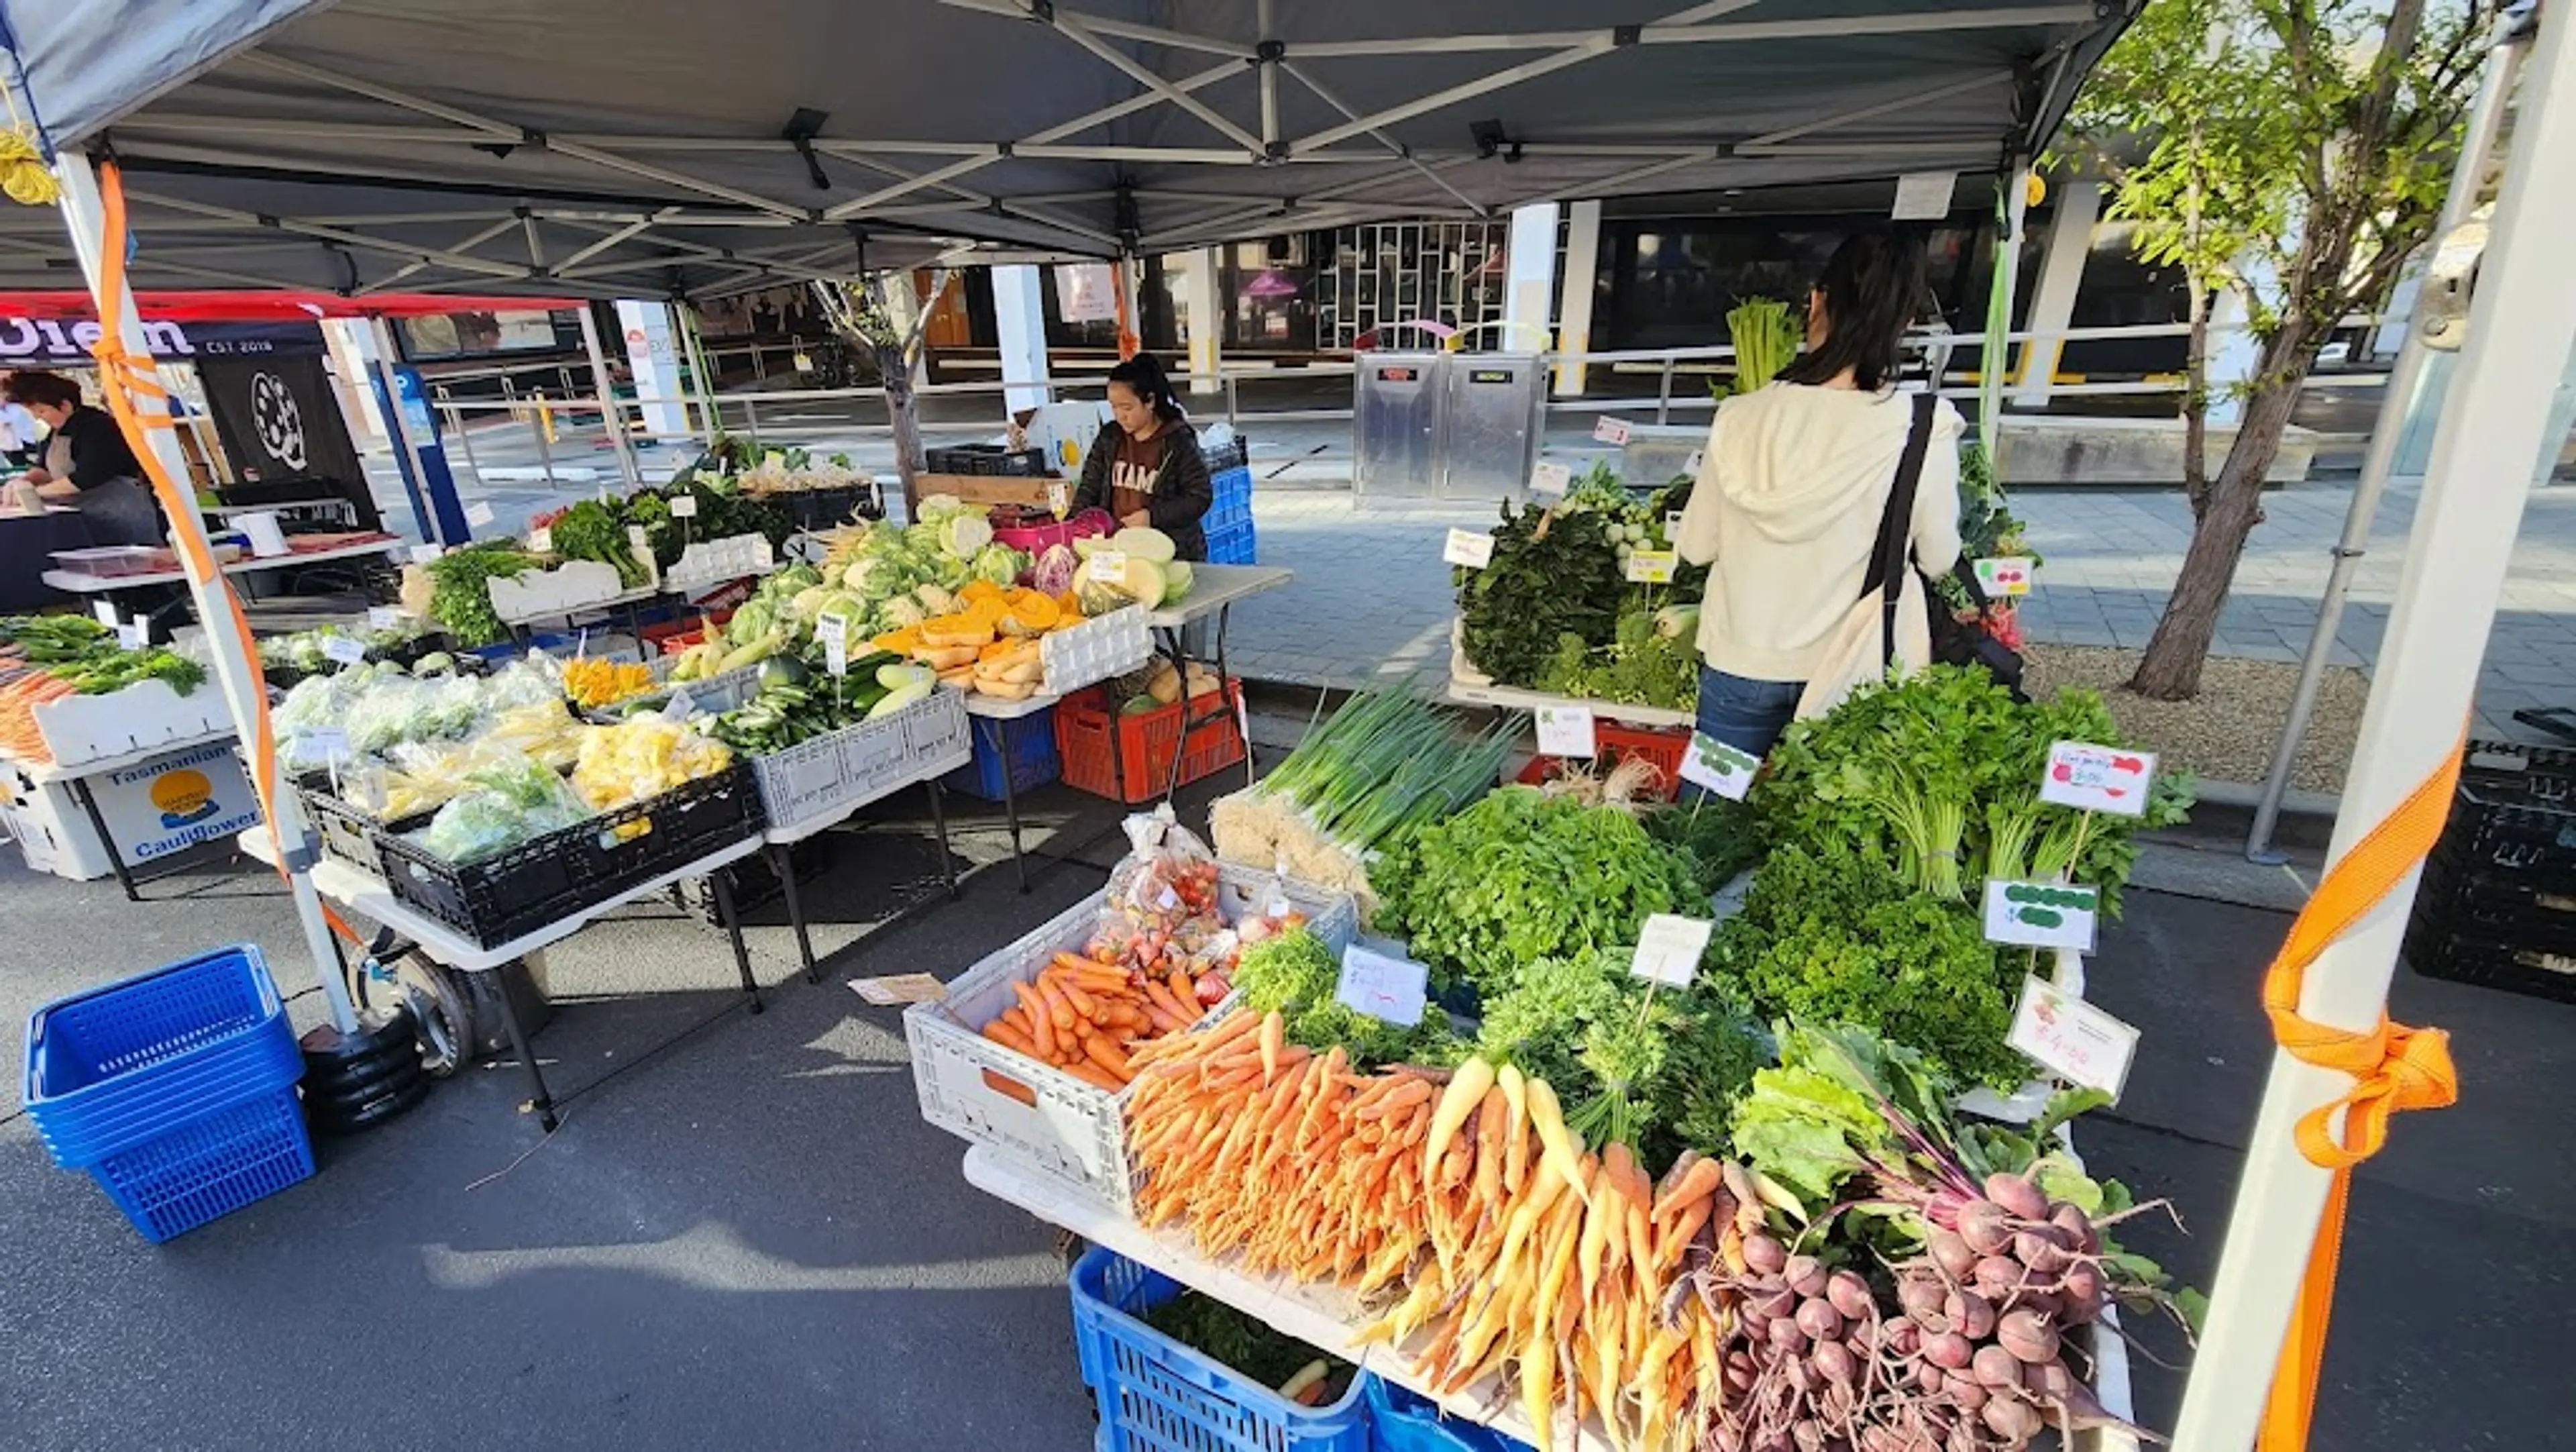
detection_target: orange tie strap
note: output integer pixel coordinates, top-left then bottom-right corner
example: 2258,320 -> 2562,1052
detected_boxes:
2256,735 -> 2465,1452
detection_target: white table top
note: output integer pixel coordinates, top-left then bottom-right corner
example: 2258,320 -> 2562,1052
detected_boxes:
495,581 -> 663,627
42,537 -> 405,594
961,689 -> 1063,721
1146,564 -> 1293,629
1445,674 -> 1697,730
18,725 -> 240,784
239,824 -> 764,974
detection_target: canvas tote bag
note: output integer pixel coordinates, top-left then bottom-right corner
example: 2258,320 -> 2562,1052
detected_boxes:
1794,391 -> 1939,721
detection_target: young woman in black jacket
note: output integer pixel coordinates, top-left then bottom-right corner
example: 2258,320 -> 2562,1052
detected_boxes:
1070,353 -> 1212,562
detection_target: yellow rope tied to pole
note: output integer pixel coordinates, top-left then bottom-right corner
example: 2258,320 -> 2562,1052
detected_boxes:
1,69 -> 58,205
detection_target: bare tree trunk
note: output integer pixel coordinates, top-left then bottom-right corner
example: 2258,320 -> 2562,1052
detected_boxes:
2129,316 -> 2316,699
881,340 -> 925,515
2183,276 -> 2212,518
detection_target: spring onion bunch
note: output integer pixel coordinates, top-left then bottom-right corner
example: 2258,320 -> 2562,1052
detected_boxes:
1260,686 -> 1518,855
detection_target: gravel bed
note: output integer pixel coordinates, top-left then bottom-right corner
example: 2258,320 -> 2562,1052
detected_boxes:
2021,643 -> 2370,794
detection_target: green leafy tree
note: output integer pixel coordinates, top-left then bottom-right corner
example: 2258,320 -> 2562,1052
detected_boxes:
812,268 -> 953,505
2060,0 -> 2487,698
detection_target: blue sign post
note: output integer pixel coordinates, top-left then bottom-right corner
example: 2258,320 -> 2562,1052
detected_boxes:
368,364 -> 470,545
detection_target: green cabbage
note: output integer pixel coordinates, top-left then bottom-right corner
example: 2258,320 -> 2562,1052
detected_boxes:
969,542 -> 1026,586
940,513 -> 996,558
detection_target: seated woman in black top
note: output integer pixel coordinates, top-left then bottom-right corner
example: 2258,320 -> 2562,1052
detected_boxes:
7,370 -> 162,546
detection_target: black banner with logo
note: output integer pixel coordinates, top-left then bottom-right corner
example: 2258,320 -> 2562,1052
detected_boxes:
0,316 -> 328,367
195,355 -> 376,527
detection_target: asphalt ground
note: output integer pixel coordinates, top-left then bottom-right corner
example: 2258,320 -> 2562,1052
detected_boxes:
2,768 -> 2569,1450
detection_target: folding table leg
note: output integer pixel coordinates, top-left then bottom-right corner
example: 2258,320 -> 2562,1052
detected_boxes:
492,966 -> 559,1133
924,778 -> 959,900
709,868 -> 763,1012
773,841 -> 819,984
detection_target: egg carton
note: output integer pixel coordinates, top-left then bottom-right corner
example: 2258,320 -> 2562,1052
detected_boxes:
488,561 -> 627,623
662,533 -> 777,592
1039,605 -> 1152,696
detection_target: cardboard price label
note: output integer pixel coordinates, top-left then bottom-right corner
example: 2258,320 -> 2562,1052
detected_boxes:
1680,731 -> 1762,800
93,601 -> 119,628
322,635 -> 368,667
1090,548 -> 1129,581
1529,461 -> 1572,497
1336,943 -> 1428,1027
851,973 -> 947,1006
1631,913 -> 1713,987
464,501 -> 498,528
1982,880 -> 2100,951
1535,705 -> 1597,760
1974,557 -> 2035,597
528,527 -> 554,555
1625,549 -> 1677,584
237,511 -> 290,558
1593,416 -> 1633,446
1443,528 -> 1497,570
303,725 -> 350,760
663,688 -> 697,722
1046,480 -> 1073,517
2041,742 -> 2157,817
367,606 -> 403,631
2009,976 -> 2139,1099
669,493 -> 699,519
411,543 -> 446,565
816,614 -> 850,677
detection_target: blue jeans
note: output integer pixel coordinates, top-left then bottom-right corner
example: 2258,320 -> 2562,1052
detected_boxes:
1693,667 -> 1802,759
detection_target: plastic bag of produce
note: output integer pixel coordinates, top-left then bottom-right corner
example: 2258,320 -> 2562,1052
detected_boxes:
1091,808 -> 1234,980
416,759 -> 590,864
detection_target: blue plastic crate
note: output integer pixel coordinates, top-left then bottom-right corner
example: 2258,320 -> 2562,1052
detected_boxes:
1205,521 -> 1258,566
87,1084 -> 315,1243
943,713 -> 1061,800
1071,1247 -> 1370,1452
1363,1376 -> 1534,1452
26,944 -> 288,1104
30,1026 -> 305,1168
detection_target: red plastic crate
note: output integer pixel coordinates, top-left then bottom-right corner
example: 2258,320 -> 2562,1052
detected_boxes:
645,607 -> 736,657
1515,719 -> 1690,800
1057,679 -> 1247,804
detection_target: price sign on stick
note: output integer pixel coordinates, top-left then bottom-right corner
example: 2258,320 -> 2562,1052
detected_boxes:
304,726 -> 350,761
237,511 -> 290,558
816,613 -> 849,677
1089,548 -> 1128,582
1974,557 -> 2035,597
1529,461 -> 1572,497
1982,880 -> 2100,951
528,527 -> 553,555
411,543 -> 445,566
2009,976 -> 2139,1099
664,688 -> 697,722
1625,549 -> 1677,584
321,635 -> 368,667
2041,742 -> 2157,816
93,601 -> 119,628
1046,480 -> 1073,517
1593,417 -> 1633,446
367,606 -> 402,631
1630,914 -> 1713,987
1680,730 -> 1762,800
115,621 -> 148,650
1535,704 -> 1596,759
1442,528 -> 1497,569
669,493 -> 698,519
464,501 -> 497,528
1336,943 -> 1428,1027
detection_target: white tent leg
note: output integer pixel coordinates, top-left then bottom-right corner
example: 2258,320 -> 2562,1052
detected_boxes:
2170,5 -> 2576,1446
577,305 -> 643,489
51,154 -> 360,1036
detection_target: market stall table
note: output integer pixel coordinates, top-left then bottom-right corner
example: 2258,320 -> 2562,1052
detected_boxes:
961,688 -> 1064,894
761,747 -> 969,984
0,508 -> 96,611
41,535 -> 406,612
1142,563 -> 1292,799
239,824 -> 765,1132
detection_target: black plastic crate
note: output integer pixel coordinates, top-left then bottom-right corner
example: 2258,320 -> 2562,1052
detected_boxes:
768,484 -> 881,532
294,781 -> 427,878
2458,740 -> 2576,807
677,833 -> 832,925
566,760 -> 765,886
2436,795 -> 2576,878
2406,923 -> 2576,1003
924,444 -> 1048,477
2414,857 -> 2576,951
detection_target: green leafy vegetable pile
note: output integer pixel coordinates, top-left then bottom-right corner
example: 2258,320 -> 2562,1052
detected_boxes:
1454,501 -> 1625,689
543,499 -> 648,587
1372,787 -> 1701,1001
1231,927 -> 1460,1069
421,543 -> 541,646
0,616 -> 208,696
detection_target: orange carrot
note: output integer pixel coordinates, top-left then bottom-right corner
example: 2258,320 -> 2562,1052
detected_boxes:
1036,975 -> 1078,1031
1063,1059 -> 1125,1091
1083,1034 -> 1132,1080
981,1017 -> 1038,1056
1011,982 -> 1057,1059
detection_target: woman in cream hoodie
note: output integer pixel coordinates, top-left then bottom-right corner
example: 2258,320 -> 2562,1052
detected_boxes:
1672,230 -> 1962,756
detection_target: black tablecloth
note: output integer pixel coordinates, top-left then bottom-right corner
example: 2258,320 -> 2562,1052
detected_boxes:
0,511 -> 97,612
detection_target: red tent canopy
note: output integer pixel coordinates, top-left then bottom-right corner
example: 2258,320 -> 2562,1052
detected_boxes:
0,291 -> 584,322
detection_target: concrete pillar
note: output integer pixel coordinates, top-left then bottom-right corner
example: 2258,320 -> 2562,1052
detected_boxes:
615,299 -> 691,446
1503,203 -> 1560,351
1183,248 -> 1223,396
1552,200 -> 1603,395
992,264 -> 1053,414
2009,180 -> 2101,409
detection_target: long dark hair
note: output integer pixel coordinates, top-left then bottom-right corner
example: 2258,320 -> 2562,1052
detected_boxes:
1775,229 -> 1927,393
1106,352 -> 1185,425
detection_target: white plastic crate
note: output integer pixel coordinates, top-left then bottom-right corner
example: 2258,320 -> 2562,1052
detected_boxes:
905,865 -> 1357,1211
751,684 -> 974,832
26,678 -> 233,770
488,561 -> 625,623
663,533 -> 775,592
1040,605 -> 1152,696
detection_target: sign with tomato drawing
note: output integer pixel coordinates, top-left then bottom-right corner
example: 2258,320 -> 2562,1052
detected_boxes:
2040,741 -> 2155,817
1973,556 -> 2035,596
2008,976 -> 2139,1099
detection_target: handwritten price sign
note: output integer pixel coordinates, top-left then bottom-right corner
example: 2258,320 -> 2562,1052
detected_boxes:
2009,976 -> 2139,1099
1680,731 -> 1762,801
2041,742 -> 2157,817
1593,417 -> 1633,446
1974,557 -> 2035,597
1982,880 -> 2100,951
1336,943 -> 1429,1027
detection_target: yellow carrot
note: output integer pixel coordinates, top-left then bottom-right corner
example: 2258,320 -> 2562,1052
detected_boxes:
1418,1053 -> 1495,1187
1523,1076 -> 1588,1207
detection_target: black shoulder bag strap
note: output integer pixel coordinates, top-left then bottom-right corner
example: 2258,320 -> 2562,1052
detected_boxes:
1858,391 -> 1939,668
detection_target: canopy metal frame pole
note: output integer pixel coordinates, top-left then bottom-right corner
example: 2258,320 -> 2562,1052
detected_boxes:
2246,5 -> 2536,862
50,152 -> 361,1036
2171,4 -> 2576,1445
576,304 -> 644,490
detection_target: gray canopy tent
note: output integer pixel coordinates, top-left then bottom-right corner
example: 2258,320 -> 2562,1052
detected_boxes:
3,0 -> 2135,300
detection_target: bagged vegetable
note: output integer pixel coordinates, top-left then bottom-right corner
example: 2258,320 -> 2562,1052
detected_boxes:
416,759 -> 590,864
